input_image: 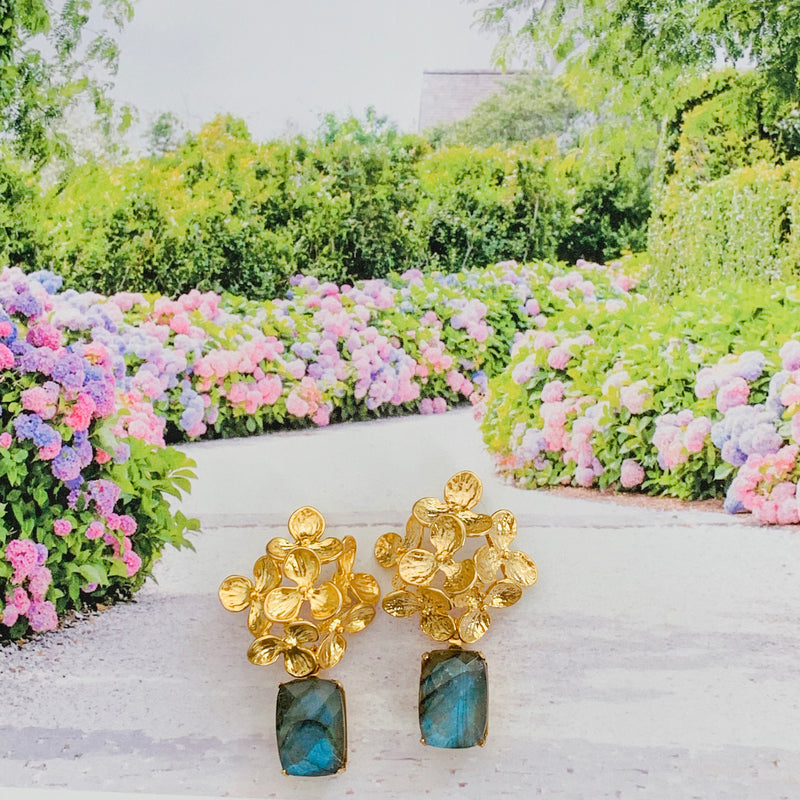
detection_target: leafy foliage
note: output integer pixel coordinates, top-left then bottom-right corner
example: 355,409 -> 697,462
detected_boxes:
430,71 -> 580,148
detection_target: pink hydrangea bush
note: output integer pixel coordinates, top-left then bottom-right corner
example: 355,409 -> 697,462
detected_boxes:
0,269 -> 197,640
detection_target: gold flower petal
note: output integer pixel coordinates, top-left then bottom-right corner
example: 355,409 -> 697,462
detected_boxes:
247,598 -> 272,636
452,586 -> 483,610
265,587 -> 303,622
391,572 -> 405,590
442,558 -> 477,595
309,582 -> 343,620
430,513 -> 466,556
460,510 -> 494,536
503,550 -> 538,587
398,548 -> 439,586
247,635 -> 285,666
418,586 -> 452,612
474,543 -> 501,582
342,602 -> 376,633
404,515 -> 425,550
285,646 -> 318,677
313,537 -> 344,563
288,506 -> 326,544
252,554 -> 280,593
337,535 -> 356,573
382,589 -> 422,617
218,575 -> 253,611
487,579 -> 523,608
374,532 -> 403,568
421,610 -> 456,641
458,608 -> 492,643
266,537 -> 294,562
412,496 -> 449,526
350,572 -> 381,604
285,620 -> 320,646
491,509 -> 518,550
283,547 -> 321,588
443,470 -> 482,510
317,633 -> 347,670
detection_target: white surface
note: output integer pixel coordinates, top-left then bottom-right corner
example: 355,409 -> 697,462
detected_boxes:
1,410 -> 799,799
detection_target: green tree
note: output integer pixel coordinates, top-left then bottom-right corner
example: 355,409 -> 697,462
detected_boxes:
0,0 -> 134,165
146,111 -> 185,156
471,0 -> 800,113
431,71 -> 580,148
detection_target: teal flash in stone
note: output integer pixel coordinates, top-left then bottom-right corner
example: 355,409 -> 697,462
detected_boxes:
275,677 -> 347,776
419,648 -> 488,748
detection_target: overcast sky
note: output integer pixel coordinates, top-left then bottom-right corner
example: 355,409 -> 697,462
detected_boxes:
110,0 -> 500,144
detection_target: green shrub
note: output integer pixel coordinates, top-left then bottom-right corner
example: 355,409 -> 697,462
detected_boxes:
0,155 -> 41,267
648,160 -> 800,295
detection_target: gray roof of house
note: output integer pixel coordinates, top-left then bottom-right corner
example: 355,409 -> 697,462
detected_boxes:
418,70 -> 521,132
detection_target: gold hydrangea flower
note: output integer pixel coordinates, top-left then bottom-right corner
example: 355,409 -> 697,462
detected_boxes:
218,554 -> 280,636
382,586 -> 456,641
267,506 -> 343,563
474,509 -> 538,587
317,603 -> 376,670
264,547 -> 343,622
453,579 -> 523,643
398,513 -> 476,595
334,535 -> 381,605
411,470 -> 493,536
374,516 -> 425,590
247,620 -> 320,677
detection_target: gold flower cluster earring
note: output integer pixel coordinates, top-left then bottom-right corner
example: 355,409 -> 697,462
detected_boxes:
218,506 -> 380,777
375,470 -> 537,748
218,471 -> 537,775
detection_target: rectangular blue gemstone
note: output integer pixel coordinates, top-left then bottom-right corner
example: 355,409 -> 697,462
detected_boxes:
275,677 -> 346,776
419,648 -> 488,748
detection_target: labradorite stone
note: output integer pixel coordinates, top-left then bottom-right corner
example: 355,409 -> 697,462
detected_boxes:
419,648 -> 488,748
275,677 -> 346,776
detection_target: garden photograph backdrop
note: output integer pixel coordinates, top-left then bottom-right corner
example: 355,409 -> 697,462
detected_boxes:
0,1 -> 799,798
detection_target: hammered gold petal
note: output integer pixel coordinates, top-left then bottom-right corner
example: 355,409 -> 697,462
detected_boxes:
457,608 -> 492,643
313,537 -> 344,564
412,496 -> 448,526
350,572 -> 381,605
404,515 -> 425,550
265,587 -> 303,622
442,558 -> 477,595
374,532 -> 403,568
398,548 -> 438,586
452,586 -> 482,610
337,535 -> 356,573
391,572 -> 405,590
382,589 -> 421,617
286,620 -> 320,645
487,579 -> 523,608
252,554 -> 280,593
247,636 -> 285,666
266,537 -> 294,562
342,602 -> 375,633
285,646 -> 318,677
288,506 -> 326,544
503,550 -> 538,587
418,586 -> 452,612
218,575 -> 253,611
309,582 -> 343,620
443,470 -> 482,510
283,547 -> 321,587
317,633 -> 347,670
491,509 -> 518,549
430,513 -> 466,556
474,543 -> 502,583
459,510 -> 494,536
247,598 -> 273,636
421,610 -> 456,641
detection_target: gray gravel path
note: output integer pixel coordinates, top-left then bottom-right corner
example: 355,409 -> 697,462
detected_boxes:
1,409 -> 799,800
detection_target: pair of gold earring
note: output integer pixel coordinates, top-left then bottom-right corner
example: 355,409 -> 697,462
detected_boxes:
218,470 -> 538,777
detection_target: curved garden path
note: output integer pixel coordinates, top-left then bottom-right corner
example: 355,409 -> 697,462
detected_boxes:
1,409 -> 799,800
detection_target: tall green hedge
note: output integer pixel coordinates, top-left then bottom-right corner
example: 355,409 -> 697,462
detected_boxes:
648,160 -> 800,295
37,116 -> 572,297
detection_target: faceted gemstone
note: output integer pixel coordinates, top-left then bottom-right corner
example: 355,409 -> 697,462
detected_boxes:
419,648 -> 488,748
275,677 -> 347,776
